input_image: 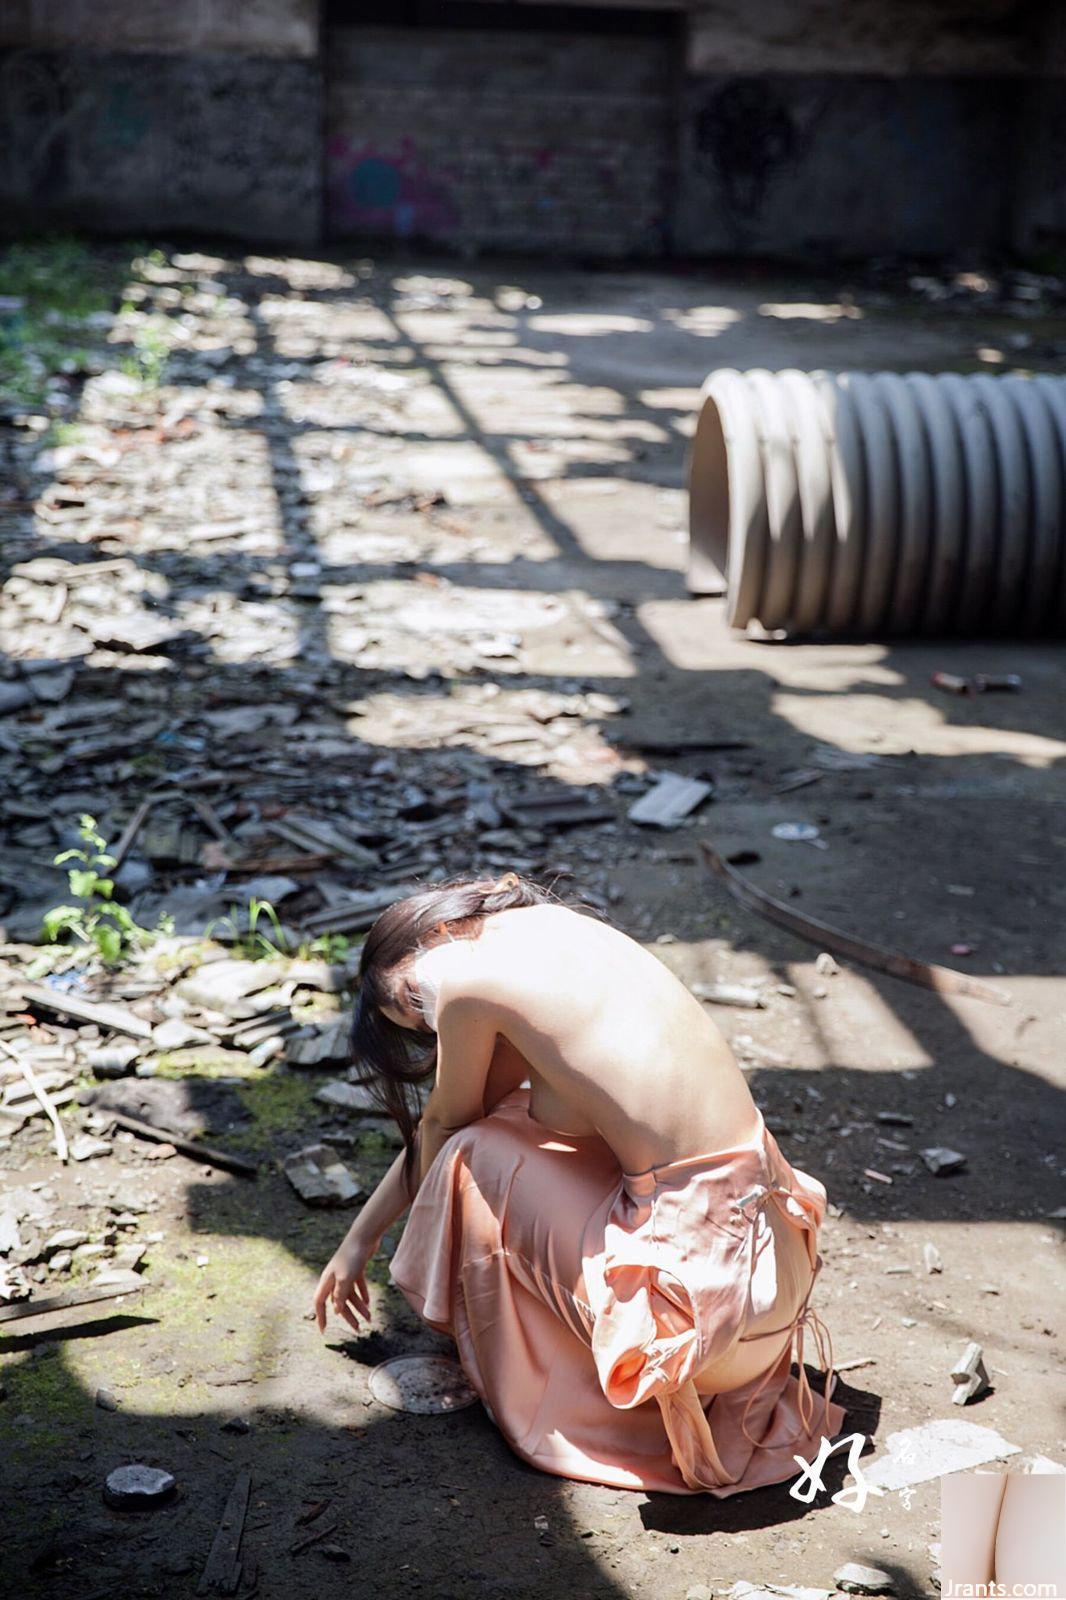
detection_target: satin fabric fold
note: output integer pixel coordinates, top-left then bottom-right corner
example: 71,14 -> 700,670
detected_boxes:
390,1086 -> 846,1495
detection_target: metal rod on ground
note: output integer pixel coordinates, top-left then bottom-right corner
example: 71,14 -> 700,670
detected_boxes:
696,839 -> 1012,1006
101,1110 -> 259,1177
111,796 -> 157,871
0,1039 -> 68,1162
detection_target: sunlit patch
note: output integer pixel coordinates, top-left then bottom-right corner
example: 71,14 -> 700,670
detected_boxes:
341,682 -> 635,782
527,313 -> 655,336
773,691 -> 1066,767
757,302 -> 863,322
661,306 -> 743,336
243,255 -> 361,290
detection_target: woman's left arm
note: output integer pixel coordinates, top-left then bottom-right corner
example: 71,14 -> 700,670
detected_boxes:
418,994 -> 499,1183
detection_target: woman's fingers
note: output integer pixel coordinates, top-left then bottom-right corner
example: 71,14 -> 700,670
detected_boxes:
315,1259 -> 373,1337
333,1275 -> 370,1321
314,1268 -> 336,1333
334,1297 -> 365,1335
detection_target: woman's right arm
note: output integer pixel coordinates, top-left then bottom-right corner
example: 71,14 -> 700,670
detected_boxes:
313,1130 -> 422,1334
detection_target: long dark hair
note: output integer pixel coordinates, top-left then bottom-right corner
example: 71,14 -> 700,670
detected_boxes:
349,871 -> 600,1195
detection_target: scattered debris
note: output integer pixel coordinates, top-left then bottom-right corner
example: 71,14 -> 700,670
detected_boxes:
726,1583 -> 832,1600
368,1354 -> 479,1414
950,1341 -> 990,1405
286,1019 -> 350,1067
0,1280 -> 147,1325
690,981 -> 766,1008
771,821 -> 823,846
174,959 -> 288,1019
95,1386 -> 119,1411
921,1147 -> 967,1175
314,1080 -> 379,1113
69,1134 -> 113,1162
101,1110 -> 258,1178
197,1469 -> 250,1596
628,772 -> 712,828
283,1144 -> 363,1206
697,840 -> 1011,1006
16,983 -> 153,1039
834,1563 -> 896,1594
923,1242 -> 943,1274
290,1520 -> 340,1557
861,1418 -> 1020,1491
0,1040 -> 69,1162
931,671 -> 1023,696
103,1464 -> 177,1511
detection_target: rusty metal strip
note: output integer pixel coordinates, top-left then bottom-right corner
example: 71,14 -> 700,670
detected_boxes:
696,838 -> 1011,1007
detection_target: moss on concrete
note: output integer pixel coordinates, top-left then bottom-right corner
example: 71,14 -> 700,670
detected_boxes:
151,1047 -> 257,1078
236,1070 -> 319,1137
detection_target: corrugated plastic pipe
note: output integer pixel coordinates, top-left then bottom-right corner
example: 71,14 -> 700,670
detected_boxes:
687,369 -> 1066,635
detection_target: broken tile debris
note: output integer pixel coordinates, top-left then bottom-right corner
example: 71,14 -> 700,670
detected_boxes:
282,1143 -> 363,1206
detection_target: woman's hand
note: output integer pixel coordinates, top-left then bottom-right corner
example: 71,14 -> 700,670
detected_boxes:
314,1228 -> 375,1335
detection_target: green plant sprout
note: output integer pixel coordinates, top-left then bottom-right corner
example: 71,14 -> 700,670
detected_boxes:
118,301 -> 174,387
42,814 -> 163,965
205,896 -> 290,962
203,897 -> 351,965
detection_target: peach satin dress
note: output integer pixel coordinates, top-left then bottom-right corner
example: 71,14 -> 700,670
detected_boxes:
389,945 -> 846,1496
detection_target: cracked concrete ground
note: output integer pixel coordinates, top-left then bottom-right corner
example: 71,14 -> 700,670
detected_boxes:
1,245 -> 1064,1599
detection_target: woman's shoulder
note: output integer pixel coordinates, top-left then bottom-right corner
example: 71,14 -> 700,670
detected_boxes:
483,902 -> 604,941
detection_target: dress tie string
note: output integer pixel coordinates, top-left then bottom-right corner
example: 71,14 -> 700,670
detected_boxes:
727,1182 -> 837,1451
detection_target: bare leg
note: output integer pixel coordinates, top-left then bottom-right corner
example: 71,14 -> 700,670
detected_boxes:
940,1472 -> 1007,1593
995,1473 -> 1066,1594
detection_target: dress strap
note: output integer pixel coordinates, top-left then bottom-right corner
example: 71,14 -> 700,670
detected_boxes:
731,1186 -> 837,1451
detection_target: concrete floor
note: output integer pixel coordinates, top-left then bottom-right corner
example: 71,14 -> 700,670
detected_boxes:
2,248 -> 1065,1600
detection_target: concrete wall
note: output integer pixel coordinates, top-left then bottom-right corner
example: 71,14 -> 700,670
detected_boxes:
685,0 -> 1035,76
0,0 -> 319,58
325,27 -> 676,257
0,0 -> 1062,259
0,50 -> 321,242
674,74 -> 1014,258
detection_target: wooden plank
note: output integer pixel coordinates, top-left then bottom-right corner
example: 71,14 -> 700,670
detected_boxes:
17,982 -> 153,1038
104,1111 -> 259,1178
197,1470 -> 251,1596
0,1280 -> 145,1325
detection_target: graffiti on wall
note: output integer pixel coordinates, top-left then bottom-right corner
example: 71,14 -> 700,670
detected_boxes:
0,49 -> 320,241
327,135 -> 458,240
692,81 -> 801,219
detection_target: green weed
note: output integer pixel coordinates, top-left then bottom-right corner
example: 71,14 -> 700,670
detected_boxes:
205,896 -> 290,961
42,813 -> 169,964
0,237 -> 114,411
202,896 -> 354,969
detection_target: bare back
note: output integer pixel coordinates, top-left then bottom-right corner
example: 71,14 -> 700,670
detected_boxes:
424,903 -> 761,1175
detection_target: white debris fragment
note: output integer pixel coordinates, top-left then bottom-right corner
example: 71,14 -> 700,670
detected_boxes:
861,1419 -> 1020,1491
283,1143 -> 362,1206
950,1341 -> 990,1405
726,1583 -> 832,1600
834,1563 -> 895,1594
314,1080 -> 380,1113
921,1146 -> 967,1175
691,982 -> 767,1008
628,772 -> 712,828
69,1134 -> 113,1161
